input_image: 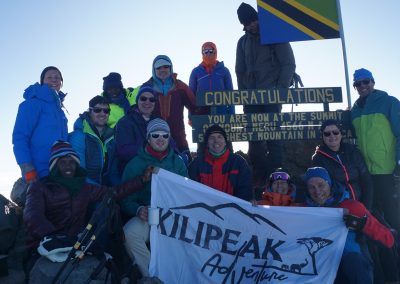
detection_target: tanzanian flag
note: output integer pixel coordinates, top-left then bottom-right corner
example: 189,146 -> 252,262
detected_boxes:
257,0 -> 340,44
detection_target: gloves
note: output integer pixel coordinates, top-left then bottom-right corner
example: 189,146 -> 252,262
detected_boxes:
20,163 -> 38,184
179,150 -> 192,166
344,214 -> 367,231
37,235 -> 77,257
291,72 -> 304,88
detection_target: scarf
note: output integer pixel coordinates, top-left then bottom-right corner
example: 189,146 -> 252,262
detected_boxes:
109,91 -> 130,113
152,76 -> 174,96
48,167 -> 87,197
145,144 -> 169,161
208,146 -> 227,158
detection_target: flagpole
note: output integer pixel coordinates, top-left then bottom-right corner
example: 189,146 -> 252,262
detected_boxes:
336,0 -> 351,109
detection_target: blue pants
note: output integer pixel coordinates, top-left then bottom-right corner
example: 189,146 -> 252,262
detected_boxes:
335,252 -> 373,284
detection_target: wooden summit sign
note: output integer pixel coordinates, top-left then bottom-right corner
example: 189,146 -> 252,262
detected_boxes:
192,87 -> 353,143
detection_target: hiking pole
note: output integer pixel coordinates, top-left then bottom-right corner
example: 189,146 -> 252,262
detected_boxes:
52,188 -> 115,284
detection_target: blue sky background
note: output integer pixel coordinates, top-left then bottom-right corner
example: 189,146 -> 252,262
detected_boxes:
1,0 -> 399,198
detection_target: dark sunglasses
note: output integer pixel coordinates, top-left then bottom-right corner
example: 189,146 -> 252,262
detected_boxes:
151,133 -> 169,139
156,65 -> 170,70
353,79 -> 371,88
323,130 -> 340,137
202,49 -> 214,55
139,96 -> 156,103
90,107 -> 110,114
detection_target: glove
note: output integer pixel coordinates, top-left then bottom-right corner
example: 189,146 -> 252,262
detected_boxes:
291,72 -> 304,88
37,235 -> 77,257
344,214 -> 367,231
20,163 -> 38,184
179,150 -> 192,166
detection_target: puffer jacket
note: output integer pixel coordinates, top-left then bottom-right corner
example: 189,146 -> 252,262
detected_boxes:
69,113 -> 119,185
235,31 -> 295,113
189,61 -> 235,115
188,149 -> 252,201
351,89 -> 400,174
312,143 -> 373,209
23,173 -> 144,248
12,83 -> 68,178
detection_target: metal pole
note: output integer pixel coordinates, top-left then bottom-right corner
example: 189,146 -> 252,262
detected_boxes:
336,0 -> 352,109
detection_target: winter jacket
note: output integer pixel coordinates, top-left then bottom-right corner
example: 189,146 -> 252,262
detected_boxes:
69,113 -> 119,185
145,74 -> 197,152
114,107 -> 154,173
101,87 -> 139,128
189,61 -> 235,115
188,149 -> 252,201
12,83 -> 68,178
257,185 -> 296,206
312,143 -> 373,209
235,32 -> 295,113
23,173 -> 144,248
351,89 -> 400,174
305,182 -> 394,253
121,147 -> 188,217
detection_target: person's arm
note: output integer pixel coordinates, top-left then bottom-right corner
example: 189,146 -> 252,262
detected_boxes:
235,36 -> 246,90
188,68 -> 198,95
388,95 -> 400,163
224,67 -> 235,114
273,43 -> 296,88
354,148 -> 374,209
234,156 -> 253,201
68,130 -> 86,168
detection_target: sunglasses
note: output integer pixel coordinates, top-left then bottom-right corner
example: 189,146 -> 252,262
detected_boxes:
90,107 -> 110,114
156,65 -> 170,70
202,49 -> 214,55
150,133 -> 169,139
270,172 -> 290,182
323,130 -> 340,137
139,96 -> 156,103
353,79 -> 371,88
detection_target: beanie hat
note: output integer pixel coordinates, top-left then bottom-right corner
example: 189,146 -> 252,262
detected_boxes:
49,140 -> 80,171
147,118 -> 170,138
136,84 -> 156,104
40,66 -> 63,85
320,119 -> 342,133
237,2 -> 258,26
204,124 -> 227,143
304,167 -> 332,187
353,68 -> 374,82
103,72 -> 123,91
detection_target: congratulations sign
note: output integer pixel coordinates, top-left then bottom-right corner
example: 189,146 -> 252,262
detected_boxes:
149,169 -> 347,283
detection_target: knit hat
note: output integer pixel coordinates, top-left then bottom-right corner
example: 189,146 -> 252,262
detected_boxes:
136,84 -> 156,104
204,124 -> 227,144
40,66 -> 63,85
304,167 -> 332,187
320,119 -> 342,133
146,118 -> 170,138
103,72 -> 123,91
237,2 -> 258,26
353,68 -> 374,82
49,140 -> 80,171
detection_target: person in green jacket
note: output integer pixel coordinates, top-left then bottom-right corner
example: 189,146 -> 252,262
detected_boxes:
121,118 -> 187,278
101,72 -> 139,128
351,68 -> 400,235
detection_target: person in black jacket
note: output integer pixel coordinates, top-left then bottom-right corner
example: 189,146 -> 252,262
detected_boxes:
311,119 -> 373,209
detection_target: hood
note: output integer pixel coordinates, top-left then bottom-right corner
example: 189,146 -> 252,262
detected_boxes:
152,55 -> 173,78
23,83 -> 65,103
73,112 -> 90,132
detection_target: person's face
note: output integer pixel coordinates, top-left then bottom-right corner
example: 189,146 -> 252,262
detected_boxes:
57,155 -> 77,178
148,131 -> 170,152
271,180 -> 289,194
138,92 -> 156,117
106,87 -> 122,98
43,69 -> 62,92
244,20 -> 259,34
353,78 -> 375,98
155,65 -> 171,81
89,103 -> 110,127
307,177 -> 331,205
207,133 -> 226,154
322,125 -> 342,151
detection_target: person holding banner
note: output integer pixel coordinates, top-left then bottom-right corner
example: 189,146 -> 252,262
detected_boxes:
189,124 -> 252,201
235,2 -> 296,186
303,167 -> 395,284
121,118 -> 188,278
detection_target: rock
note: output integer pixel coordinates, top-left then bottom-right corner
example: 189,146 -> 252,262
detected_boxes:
29,256 -> 111,284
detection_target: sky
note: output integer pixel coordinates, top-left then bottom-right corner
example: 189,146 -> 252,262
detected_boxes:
1,0 -> 399,199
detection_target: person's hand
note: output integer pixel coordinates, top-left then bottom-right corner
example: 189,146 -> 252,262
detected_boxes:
138,206 -> 149,222
20,163 -> 38,184
250,199 -> 258,207
141,165 -> 154,183
344,214 -> 367,231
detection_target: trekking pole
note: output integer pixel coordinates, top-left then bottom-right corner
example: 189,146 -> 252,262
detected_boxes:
52,188 -> 115,284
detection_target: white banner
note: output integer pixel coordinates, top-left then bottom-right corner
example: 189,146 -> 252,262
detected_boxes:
149,169 -> 347,284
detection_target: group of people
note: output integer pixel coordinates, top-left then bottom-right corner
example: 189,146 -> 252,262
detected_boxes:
9,2 -> 400,284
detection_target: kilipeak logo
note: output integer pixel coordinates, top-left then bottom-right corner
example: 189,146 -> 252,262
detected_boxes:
156,202 -> 333,283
